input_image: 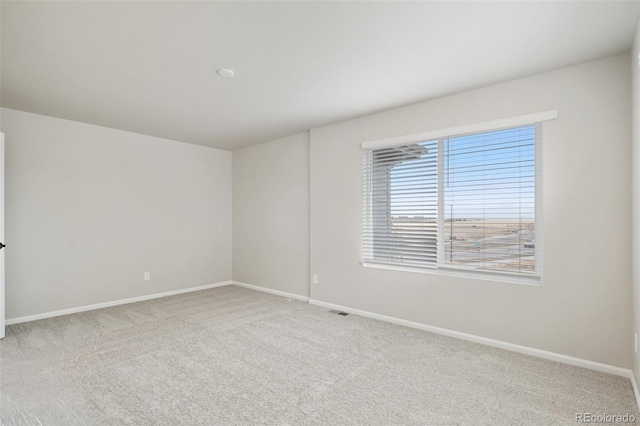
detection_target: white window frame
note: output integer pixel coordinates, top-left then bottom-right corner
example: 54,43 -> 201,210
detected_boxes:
361,110 -> 556,285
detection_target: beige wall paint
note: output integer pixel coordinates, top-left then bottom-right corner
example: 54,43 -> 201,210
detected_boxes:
1,108 -> 232,319
310,54 -> 632,368
232,132 -> 310,297
632,20 -> 640,382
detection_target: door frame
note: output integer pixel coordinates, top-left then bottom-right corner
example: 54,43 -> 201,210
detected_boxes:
1,132 -> 5,339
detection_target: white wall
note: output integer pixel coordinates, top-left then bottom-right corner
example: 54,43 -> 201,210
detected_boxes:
1,108 -> 232,319
632,19 -> 640,383
310,54 -> 632,368
232,132 -> 310,297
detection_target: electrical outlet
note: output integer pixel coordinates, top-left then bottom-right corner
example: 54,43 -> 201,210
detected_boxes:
144,272 -> 150,281
635,333 -> 638,354
312,274 -> 318,285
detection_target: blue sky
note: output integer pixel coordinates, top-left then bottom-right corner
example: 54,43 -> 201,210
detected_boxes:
389,125 -> 535,220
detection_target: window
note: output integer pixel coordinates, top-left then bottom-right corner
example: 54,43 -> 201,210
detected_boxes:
362,114 -> 550,281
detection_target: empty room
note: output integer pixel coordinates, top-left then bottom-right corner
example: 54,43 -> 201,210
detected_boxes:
2,1 -> 640,425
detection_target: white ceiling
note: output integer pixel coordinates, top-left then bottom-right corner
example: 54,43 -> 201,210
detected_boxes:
2,1 -> 639,151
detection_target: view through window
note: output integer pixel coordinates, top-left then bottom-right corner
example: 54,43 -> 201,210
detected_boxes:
362,124 -> 539,277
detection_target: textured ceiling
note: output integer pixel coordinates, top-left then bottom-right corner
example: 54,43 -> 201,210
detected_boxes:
2,1 -> 639,150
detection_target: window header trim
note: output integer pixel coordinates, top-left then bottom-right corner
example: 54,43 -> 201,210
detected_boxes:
361,110 -> 557,150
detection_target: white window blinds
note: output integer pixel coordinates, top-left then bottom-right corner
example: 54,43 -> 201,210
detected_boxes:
442,125 -> 538,275
362,140 -> 439,268
362,120 -> 543,279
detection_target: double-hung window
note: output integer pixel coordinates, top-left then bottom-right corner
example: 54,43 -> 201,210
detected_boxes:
362,113 -> 553,282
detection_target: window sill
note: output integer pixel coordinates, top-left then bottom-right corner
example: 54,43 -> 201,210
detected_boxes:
361,261 -> 543,286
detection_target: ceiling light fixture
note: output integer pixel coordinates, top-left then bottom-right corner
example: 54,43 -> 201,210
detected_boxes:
216,68 -> 235,78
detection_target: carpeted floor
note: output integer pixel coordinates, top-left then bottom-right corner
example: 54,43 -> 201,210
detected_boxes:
1,285 -> 637,425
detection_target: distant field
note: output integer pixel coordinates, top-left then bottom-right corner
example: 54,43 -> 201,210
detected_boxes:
390,218 -> 536,273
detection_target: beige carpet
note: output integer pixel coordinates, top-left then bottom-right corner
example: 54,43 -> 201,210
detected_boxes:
1,285 -> 637,425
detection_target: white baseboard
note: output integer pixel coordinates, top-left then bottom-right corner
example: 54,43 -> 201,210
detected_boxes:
232,281 -> 309,302
5,281 -> 233,325
309,298 -> 632,379
631,372 -> 640,412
